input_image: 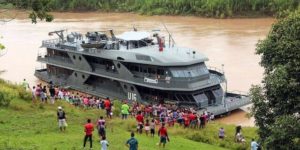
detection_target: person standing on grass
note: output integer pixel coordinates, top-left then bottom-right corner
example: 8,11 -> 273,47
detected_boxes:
83,119 -> 94,149
31,86 -> 36,102
121,101 -> 130,120
22,79 -> 29,90
150,119 -> 155,137
219,127 -> 225,139
49,81 -> 55,104
251,139 -> 259,150
135,111 -> 144,134
144,119 -> 150,136
126,132 -> 138,150
100,136 -> 109,150
158,123 -> 170,148
57,106 -> 67,132
104,97 -> 111,119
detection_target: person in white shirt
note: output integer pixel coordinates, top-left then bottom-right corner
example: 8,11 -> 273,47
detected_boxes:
100,136 -> 109,150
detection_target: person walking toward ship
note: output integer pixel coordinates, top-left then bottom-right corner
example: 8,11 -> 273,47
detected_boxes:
31,86 -> 36,102
83,119 -> 94,149
100,136 -> 109,150
97,116 -> 106,139
121,101 -> 130,120
126,132 -> 138,150
40,85 -> 47,103
57,106 -> 67,132
49,81 -> 55,104
158,123 -> 170,148
104,97 -> 111,119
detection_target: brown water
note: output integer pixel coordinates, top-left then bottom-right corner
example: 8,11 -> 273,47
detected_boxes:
0,12 -> 274,126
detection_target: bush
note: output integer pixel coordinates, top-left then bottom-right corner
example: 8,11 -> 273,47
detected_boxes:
17,87 -> 32,101
112,100 -> 122,117
0,85 -> 18,107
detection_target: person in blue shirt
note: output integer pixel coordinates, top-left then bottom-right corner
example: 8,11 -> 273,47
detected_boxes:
126,132 -> 138,150
251,139 -> 259,150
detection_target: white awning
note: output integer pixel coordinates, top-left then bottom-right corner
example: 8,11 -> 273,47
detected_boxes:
116,31 -> 150,41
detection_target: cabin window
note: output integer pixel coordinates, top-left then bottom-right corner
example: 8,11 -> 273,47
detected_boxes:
82,75 -> 85,79
73,55 -> 76,59
79,56 -> 82,61
124,85 -> 127,89
117,63 -> 121,68
134,66 -> 139,72
74,73 -> 77,77
131,86 -> 134,91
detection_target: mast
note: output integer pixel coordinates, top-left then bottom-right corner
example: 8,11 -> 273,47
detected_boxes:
162,23 -> 175,47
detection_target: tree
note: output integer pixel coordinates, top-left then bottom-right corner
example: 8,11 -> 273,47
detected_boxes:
0,0 -> 53,55
250,11 -> 300,149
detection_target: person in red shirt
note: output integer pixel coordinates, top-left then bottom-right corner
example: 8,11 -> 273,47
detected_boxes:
104,97 -> 111,119
189,112 -> 197,128
83,119 -> 94,149
136,111 -> 144,134
158,123 -> 170,148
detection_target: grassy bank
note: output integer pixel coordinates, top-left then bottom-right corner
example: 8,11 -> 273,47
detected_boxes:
1,0 -> 299,18
0,79 -> 257,149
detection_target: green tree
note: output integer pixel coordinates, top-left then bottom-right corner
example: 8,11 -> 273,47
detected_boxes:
250,11 -> 300,149
0,0 -> 53,54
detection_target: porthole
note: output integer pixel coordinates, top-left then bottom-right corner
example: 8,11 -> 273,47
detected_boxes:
79,56 -> 82,61
124,85 -> 127,89
73,55 -> 76,59
130,86 -> 134,91
74,73 -> 77,77
82,75 -> 85,79
117,63 -> 121,68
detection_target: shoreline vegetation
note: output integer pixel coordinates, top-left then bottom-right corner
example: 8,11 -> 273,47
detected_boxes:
0,79 -> 258,149
0,0 -> 299,18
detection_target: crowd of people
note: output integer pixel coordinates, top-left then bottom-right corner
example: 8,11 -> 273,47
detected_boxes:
23,79 -> 259,150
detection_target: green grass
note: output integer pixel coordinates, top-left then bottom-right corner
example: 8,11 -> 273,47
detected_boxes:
0,79 -> 257,150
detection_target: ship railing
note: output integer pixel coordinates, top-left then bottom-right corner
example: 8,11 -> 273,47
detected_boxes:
42,38 -> 60,48
227,90 -> 248,96
207,66 -> 224,75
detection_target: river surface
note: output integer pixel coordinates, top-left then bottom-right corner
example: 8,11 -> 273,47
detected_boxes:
0,12 -> 274,126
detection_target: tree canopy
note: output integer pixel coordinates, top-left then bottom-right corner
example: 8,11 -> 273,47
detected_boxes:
250,11 -> 300,149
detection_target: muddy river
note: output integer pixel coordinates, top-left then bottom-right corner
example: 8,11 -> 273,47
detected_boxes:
0,11 -> 274,126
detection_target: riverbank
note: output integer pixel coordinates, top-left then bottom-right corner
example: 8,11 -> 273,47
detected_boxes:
0,79 -> 257,149
1,0 -> 299,18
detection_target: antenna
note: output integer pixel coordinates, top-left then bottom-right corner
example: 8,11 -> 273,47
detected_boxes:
162,22 -> 176,47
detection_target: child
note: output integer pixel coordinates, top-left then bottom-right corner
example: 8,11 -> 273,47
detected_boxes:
144,119 -> 150,136
150,119 -> 155,137
100,136 -> 109,150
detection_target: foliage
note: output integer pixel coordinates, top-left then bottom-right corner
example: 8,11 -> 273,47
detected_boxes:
0,79 -> 32,107
250,11 -> 300,149
0,35 -> 4,51
1,0 -> 300,18
0,0 -> 53,23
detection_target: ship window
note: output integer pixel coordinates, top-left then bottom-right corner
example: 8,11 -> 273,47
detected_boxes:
134,66 -> 139,72
117,63 -> 121,68
124,85 -> 127,89
73,55 -> 76,59
79,56 -> 82,61
130,86 -> 134,91
74,73 -> 77,77
82,75 -> 85,79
